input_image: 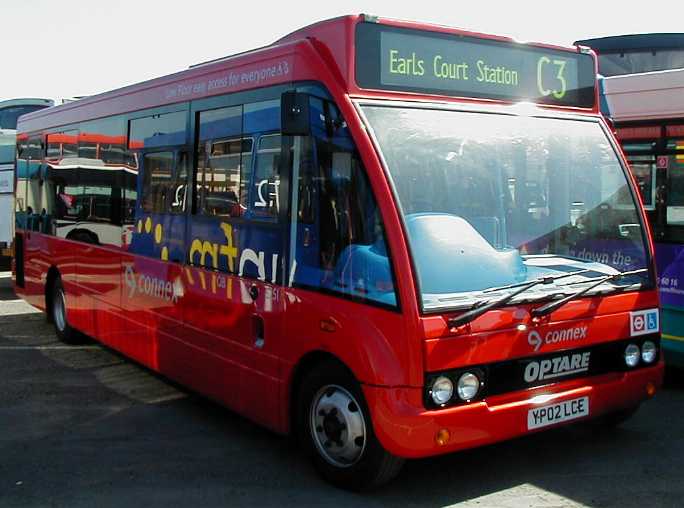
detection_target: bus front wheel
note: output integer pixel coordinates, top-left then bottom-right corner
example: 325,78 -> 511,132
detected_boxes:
296,361 -> 404,490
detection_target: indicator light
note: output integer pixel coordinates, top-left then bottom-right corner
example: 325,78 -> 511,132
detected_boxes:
435,428 -> 450,446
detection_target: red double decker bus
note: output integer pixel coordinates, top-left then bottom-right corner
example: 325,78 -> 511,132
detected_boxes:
13,15 -> 663,489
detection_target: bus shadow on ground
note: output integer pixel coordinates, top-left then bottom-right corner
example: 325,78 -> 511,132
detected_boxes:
0,272 -> 22,301
1,301 -> 682,507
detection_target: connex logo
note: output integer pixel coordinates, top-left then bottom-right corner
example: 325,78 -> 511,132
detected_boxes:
527,326 -> 588,352
528,331 -> 542,351
124,265 -> 183,303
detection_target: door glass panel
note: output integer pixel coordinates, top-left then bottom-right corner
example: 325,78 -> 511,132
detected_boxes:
291,99 -> 397,307
627,156 -> 656,209
252,134 -> 281,219
666,139 -> 684,225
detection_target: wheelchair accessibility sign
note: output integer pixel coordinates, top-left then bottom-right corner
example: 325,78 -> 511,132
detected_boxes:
630,309 -> 660,337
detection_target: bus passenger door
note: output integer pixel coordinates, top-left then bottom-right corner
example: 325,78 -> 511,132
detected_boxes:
234,122 -> 287,428
184,100 -> 287,428
183,103 -> 252,411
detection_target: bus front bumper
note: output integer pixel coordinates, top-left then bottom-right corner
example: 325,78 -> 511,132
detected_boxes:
363,362 -> 664,459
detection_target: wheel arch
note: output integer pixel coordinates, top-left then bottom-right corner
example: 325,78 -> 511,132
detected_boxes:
45,265 -> 61,322
287,350 -> 355,435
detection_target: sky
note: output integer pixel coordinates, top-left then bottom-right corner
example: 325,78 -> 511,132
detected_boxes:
1,0 -> 682,102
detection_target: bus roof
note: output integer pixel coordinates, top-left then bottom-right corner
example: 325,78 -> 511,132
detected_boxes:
602,68 -> 684,122
575,33 -> 684,52
0,98 -> 54,110
17,15 -> 597,133
576,33 -> 684,77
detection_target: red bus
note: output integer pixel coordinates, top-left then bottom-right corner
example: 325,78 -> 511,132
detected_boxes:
13,15 -> 663,489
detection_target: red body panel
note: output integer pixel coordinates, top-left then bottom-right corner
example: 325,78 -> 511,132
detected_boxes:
12,15 -> 663,457
423,291 -> 659,372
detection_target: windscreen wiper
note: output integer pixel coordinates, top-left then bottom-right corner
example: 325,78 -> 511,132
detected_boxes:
530,268 -> 649,318
447,268 -> 594,328
483,268 -> 593,293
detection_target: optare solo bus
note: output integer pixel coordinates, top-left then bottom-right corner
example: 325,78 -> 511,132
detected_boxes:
13,15 -> 663,490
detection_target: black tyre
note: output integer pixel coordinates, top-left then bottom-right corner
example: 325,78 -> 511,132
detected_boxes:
296,361 -> 404,490
50,278 -> 83,344
588,405 -> 640,430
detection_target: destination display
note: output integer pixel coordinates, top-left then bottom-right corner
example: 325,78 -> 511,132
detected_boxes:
355,22 -> 596,108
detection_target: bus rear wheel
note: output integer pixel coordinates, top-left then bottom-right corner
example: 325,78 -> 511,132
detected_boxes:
296,361 -> 404,490
50,279 -> 82,345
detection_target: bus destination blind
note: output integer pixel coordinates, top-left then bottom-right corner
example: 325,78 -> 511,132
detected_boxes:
355,23 -> 596,108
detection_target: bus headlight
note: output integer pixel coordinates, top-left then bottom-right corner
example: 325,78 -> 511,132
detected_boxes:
624,344 -> 640,368
641,341 -> 657,364
431,376 -> 454,405
457,372 -> 481,401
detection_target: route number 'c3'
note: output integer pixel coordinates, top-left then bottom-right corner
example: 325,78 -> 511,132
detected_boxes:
537,56 -> 567,99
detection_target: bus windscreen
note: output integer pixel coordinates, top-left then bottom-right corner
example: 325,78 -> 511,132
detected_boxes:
355,22 -> 596,108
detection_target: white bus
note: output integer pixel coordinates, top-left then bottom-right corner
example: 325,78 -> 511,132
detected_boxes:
0,98 -> 54,256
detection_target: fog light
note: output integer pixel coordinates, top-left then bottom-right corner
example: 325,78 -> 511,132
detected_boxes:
457,372 -> 480,401
624,344 -> 640,368
431,376 -> 454,405
435,428 -> 450,446
641,341 -> 657,364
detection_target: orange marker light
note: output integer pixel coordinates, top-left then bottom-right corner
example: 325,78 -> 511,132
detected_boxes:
435,428 -> 450,446
646,382 -> 656,398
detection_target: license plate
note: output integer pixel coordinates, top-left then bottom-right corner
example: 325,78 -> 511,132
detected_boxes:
527,396 -> 589,430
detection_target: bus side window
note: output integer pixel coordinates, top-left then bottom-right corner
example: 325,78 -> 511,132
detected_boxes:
45,131 -> 79,237
142,152 -> 174,213
130,111 -> 188,217
196,106 -> 252,218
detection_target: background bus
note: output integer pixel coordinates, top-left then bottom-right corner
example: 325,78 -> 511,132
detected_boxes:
577,34 -> 684,366
0,98 -> 54,259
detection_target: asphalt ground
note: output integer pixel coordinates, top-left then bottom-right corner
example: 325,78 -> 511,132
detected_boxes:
1,271 -> 683,508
